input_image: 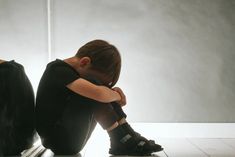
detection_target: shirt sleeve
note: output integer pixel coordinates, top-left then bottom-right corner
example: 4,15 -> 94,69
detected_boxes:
52,65 -> 80,87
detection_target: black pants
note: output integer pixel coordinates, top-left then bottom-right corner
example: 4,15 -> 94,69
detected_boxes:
40,83 -> 127,155
0,61 -> 36,155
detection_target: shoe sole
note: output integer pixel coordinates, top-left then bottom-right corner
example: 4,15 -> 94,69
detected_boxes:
109,147 -> 163,156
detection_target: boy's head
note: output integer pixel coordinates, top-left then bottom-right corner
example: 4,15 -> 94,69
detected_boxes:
75,39 -> 121,87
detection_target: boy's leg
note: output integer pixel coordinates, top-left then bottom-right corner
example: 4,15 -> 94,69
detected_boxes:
42,94 -> 162,156
41,97 -> 97,155
111,102 -> 127,124
92,101 -> 119,129
41,98 -> 123,155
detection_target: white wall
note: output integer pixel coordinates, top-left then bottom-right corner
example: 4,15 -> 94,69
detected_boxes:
0,0 -> 235,122
0,0 -> 48,90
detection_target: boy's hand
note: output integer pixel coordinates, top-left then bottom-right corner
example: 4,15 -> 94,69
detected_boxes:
112,87 -> 126,107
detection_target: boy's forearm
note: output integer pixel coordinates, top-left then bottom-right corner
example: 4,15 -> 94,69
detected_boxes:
97,86 -> 121,103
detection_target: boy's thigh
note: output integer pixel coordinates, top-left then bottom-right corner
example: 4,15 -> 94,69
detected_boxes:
43,100 -> 97,154
43,118 -> 96,155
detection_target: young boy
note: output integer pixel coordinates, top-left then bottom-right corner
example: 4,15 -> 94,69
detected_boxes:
0,59 -> 36,155
36,40 -> 163,156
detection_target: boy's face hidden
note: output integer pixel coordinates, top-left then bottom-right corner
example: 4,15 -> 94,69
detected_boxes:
77,57 -> 112,88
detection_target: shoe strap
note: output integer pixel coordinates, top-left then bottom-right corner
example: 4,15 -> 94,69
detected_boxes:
137,141 -> 146,146
120,134 -> 132,143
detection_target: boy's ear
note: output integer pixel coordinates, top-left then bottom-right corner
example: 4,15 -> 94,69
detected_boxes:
80,57 -> 91,67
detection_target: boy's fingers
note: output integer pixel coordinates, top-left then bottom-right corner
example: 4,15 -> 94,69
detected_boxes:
112,87 -> 127,106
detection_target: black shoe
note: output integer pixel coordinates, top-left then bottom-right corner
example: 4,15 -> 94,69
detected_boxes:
121,123 -> 164,153
109,133 -> 163,156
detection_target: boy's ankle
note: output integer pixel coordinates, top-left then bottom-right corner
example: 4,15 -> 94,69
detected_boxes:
118,118 -> 127,125
108,124 -> 127,140
107,122 -> 119,132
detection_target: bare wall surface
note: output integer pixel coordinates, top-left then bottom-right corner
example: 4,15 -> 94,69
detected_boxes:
0,0 -> 235,122
0,0 -> 48,90
52,0 -> 235,122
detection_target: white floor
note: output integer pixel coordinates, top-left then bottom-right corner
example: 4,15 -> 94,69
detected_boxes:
21,124 -> 235,157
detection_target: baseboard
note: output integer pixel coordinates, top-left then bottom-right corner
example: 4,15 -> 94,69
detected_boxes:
131,123 -> 235,138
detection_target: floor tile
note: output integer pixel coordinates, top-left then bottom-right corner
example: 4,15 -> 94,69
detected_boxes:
188,138 -> 235,157
220,139 -> 235,149
157,138 -> 207,157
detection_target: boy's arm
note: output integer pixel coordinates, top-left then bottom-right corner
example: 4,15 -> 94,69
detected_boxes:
66,78 -> 121,103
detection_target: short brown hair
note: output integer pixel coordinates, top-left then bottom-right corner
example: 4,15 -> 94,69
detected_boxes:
76,40 -> 121,87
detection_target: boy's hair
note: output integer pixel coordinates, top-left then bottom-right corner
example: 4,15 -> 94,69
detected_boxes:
75,39 -> 121,87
